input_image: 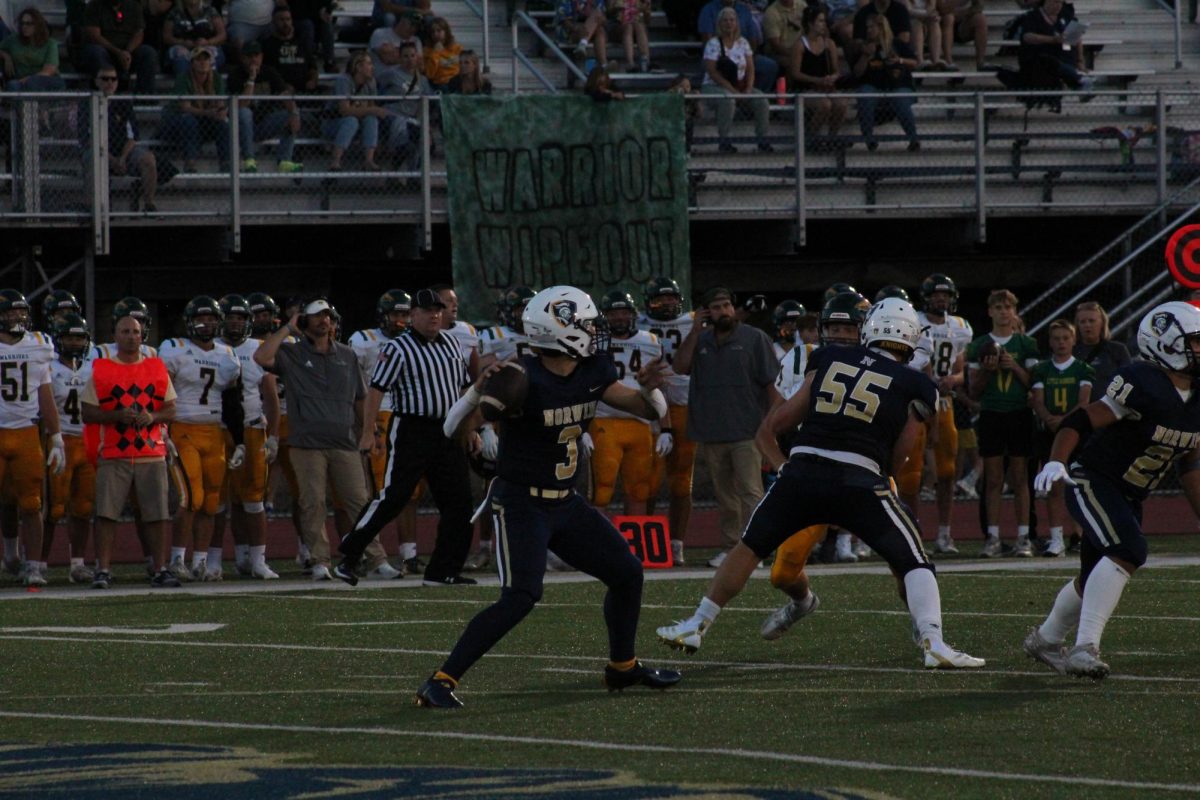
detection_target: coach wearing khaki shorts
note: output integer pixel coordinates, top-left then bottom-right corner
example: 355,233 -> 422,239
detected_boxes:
81,314 -> 178,587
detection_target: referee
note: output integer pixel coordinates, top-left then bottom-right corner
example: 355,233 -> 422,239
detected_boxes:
335,288 -> 477,587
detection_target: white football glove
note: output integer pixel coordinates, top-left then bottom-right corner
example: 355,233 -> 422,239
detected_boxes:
480,424 -> 499,461
580,432 -> 594,456
46,433 -> 66,475
264,435 -> 279,464
655,431 -> 674,457
1034,460 -> 1075,494
165,435 -> 179,462
228,443 -> 246,469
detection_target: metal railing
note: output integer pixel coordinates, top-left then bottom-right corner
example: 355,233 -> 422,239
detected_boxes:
462,0 -> 492,71
509,10 -> 586,93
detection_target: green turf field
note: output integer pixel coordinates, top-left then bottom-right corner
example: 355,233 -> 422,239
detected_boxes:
1,540 -> 1198,799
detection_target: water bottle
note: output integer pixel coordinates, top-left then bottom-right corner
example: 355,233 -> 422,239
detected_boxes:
775,75 -> 787,106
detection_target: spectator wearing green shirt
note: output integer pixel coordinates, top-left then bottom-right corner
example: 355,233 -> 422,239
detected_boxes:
1030,319 -> 1093,557
0,8 -> 66,91
967,289 -> 1040,558
159,47 -> 230,172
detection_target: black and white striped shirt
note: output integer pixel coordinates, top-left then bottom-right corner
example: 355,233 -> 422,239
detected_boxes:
369,329 -> 468,419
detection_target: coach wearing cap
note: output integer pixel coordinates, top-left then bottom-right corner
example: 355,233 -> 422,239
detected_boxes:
335,288 -> 478,588
253,297 -> 391,580
674,286 -> 780,567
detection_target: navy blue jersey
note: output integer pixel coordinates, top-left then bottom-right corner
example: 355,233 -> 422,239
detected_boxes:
1077,361 -> 1200,499
793,344 -> 938,474
495,354 -> 620,490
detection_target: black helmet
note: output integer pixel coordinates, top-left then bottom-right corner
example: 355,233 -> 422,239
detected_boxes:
874,285 -> 910,303
41,289 -> 81,329
246,292 -> 280,336
504,285 -> 537,334
52,312 -> 91,362
377,289 -> 412,337
920,273 -> 958,314
184,295 -> 224,342
218,293 -> 252,344
600,289 -> 638,337
823,282 -> 858,305
112,296 -> 152,339
0,289 -> 30,335
819,292 -> 870,345
771,300 -> 806,340
643,276 -> 684,321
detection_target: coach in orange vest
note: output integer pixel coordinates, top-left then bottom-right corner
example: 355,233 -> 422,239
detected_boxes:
81,314 -> 179,588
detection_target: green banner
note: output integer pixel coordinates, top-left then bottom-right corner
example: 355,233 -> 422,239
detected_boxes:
442,94 -> 692,326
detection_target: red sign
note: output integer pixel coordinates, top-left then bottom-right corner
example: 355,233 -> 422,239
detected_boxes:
1166,224 -> 1200,289
613,516 -> 673,569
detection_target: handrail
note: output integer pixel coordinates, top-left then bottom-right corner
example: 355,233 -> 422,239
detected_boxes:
1153,0 -> 1185,69
510,10 -> 586,93
461,0 -> 491,70
1111,282 -> 1176,337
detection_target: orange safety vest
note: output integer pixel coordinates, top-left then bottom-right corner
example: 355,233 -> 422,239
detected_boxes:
87,357 -> 170,461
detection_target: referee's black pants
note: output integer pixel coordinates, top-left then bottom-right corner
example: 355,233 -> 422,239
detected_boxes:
342,415 -> 473,580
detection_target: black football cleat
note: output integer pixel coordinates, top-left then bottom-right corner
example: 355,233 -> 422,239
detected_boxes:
603,661 -> 682,692
332,559 -> 359,587
415,675 -> 464,708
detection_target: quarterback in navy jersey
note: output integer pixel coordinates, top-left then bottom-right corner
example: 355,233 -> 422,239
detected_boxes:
414,286 -> 683,708
1029,301 -> 1200,680
658,298 -> 985,670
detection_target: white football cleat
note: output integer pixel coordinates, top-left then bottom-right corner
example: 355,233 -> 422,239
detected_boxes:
311,564 -> 333,581
201,566 -> 223,582
23,564 -> 46,587
252,562 -> 280,580
979,537 -> 1002,558
852,539 -> 871,559
934,536 -> 959,555
364,561 -> 403,580
168,557 -> 194,582
69,564 -> 95,584
834,537 -> 858,563
923,638 -> 986,669
1023,627 -> 1067,674
706,551 -> 727,568
657,618 -> 710,654
1042,539 -> 1066,557
1012,535 -> 1033,558
1065,643 -> 1109,680
760,593 -> 820,641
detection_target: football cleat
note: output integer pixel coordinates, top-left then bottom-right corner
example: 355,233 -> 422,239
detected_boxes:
923,638 -> 986,669
311,564 -> 333,582
1023,627 -> 1067,674
151,570 -> 181,588
603,660 -> 682,692
252,562 -> 280,580
706,551 -> 727,568
23,565 -> 46,587
1065,643 -> 1110,680
201,566 -> 223,582
760,593 -> 820,641
69,564 -> 96,584
934,536 -> 959,555
415,674 -> 464,708
404,556 -> 427,574
463,549 -> 491,571
332,560 -> 359,586
671,540 -> 685,566
835,538 -> 858,563
979,537 -> 1002,558
656,618 -> 710,654
168,557 -> 194,582
92,570 -> 113,589
1042,539 -> 1066,557
364,561 -> 402,580
852,539 -> 871,559
1012,536 -> 1033,558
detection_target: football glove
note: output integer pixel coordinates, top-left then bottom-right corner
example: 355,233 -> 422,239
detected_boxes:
46,433 -> 66,475
480,424 -> 499,461
264,435 -> 279,464
228,444 -> 246,469
1034,460 -> 1075,494
580,432 -> 594,456
655,431 -> 674,457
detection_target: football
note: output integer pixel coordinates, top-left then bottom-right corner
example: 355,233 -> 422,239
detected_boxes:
978,340 -> 1001,361
479,361 -> 528,422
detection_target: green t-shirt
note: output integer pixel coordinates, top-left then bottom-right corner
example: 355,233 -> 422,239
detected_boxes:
0,36 -> 59,79
1030,357 -> 1095,415
966,332 -> 1040,412
169,70 -> 227,114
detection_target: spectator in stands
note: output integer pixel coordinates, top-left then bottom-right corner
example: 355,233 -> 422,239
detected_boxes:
0,8 -> 66,91
445,49 -> 491,94
290,0 -> 336,72
938,0 -> 988,71
228,40 -> 303,173
162,0 -> 227,75
83,66 -> 161,211
263,6 -> 319,93
1073,301 -> 1131,389
82,0 -> 159,95
612,0 -> 651,73
370,10 -> 422,86
788,6 -> 846,141
555,0 -> 609,68
226,0 -> 275,49
372,0 -> 430,30
696,0 -> 778,93
422,17 -> 462,91
141,0 -> 174,55
1014,0 -> 1092,92
853,14 -> 920,151
761,0 -> 802,77
852,0 -> 911,62
160,47 -> 231,172
584,64 -> 625,100
324,51 -> 406,171
702,7 -> 771,154
379,41 -> 429,170
825,0 -> 859,51
906,0 -> 945,68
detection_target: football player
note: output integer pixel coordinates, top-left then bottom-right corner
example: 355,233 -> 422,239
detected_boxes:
214,294 -> 282,579
94,297 -> 157,359
770,300 -> 805,361
1029,301 -> 1200,679
40,289 -> 82,332
658,298 -> 985,670
417,285 -> 682,708
42,312 -> 96,585
161,295 -> 244,581
0,289 -> 63,587
639,276 -> 695,565
585,290 -> 666,517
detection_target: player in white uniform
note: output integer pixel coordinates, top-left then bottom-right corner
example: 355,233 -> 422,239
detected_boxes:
161,295 -> 244,581
638,277 -> 696,565
43,312 -> 96,585
0,289 -> 62,587
771,300 -> 805,362
584,290 -> 667,518
898,274 -> 973,554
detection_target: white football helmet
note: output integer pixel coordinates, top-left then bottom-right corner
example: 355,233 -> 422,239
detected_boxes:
861,297 -> 921,362
1137,300 -> 1200,375
522,286 -> 610,358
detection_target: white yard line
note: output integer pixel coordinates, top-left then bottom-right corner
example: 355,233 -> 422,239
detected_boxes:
318,620 -> 460,627
0,710 -> 1195,793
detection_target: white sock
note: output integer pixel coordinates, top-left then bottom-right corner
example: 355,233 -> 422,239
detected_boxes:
4,538 -> 19,561
1038,579 -> 1082,643
836,532 -> 851,547
904,568 -> 943,648
191,552 -> 206,570
70,557 -> 84,568
1018,525 -> 1029,539
235,544 -> 249,565
937,525 -> 951,540
171,546 -> 187,563
250,545 -> 266,568
207,547 -> 223,567
1049,526 -> 1064,545
696,596 -> 722,625
400,542 -> 417,560
1076,559 -> 1130,648
986,525 -> 999,539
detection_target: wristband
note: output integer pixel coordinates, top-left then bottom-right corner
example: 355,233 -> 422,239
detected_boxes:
1060,407 -> 1093,436
640,386 -> 668,419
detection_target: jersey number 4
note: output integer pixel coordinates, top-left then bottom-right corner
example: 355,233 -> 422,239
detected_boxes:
813,363 -> 893,424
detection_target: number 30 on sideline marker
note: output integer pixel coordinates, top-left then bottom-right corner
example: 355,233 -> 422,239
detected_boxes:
613,516 -> 673,569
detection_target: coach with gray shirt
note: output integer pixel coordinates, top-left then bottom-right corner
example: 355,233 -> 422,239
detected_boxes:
674,286 -> 781,567
253,298 -> 391,580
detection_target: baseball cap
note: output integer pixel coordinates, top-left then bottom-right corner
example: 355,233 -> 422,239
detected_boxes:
190,46 -> 213,60
701,286 -> 734,306
412,288 -> 447,309
303,298 -> 333,316
241,40 -> 263,56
